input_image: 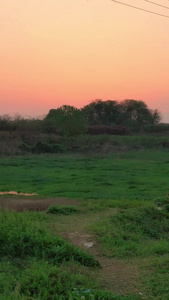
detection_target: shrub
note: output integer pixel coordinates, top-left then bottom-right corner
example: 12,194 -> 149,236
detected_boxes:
87,126 -> 129,135
45,106 -> 87,136
143,123 -> 169,134
47,205 -> 79,215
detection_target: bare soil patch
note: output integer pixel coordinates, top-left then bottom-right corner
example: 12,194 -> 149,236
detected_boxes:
54,211 -> 141,296
0,191 -> 37,196
0,197 -> 78,212
63,231 -> 140,296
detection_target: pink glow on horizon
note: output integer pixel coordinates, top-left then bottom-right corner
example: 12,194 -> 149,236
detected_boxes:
0,1 -> 169,121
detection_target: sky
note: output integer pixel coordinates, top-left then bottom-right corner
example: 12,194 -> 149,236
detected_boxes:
0,0 -> 169,121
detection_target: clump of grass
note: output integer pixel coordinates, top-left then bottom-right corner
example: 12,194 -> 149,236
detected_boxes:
155,196 -> 169,213
0,210 -> 99,268
143,254 -> 169,299
87,291 -> 141,300
0,210 -> 140,299
0,259 -> 141,299
91,207 -> 169,258
47,205 -> 79,215
0,259 -> 96,300
164,204 -> 169,213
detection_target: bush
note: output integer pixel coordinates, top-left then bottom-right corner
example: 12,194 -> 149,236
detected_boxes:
143,123 -> 169,134
87,126 -> 129,135
45,106 -> 87,136
0,115 -> 13,131
47,205 -> 79,215
0,114 -> 43,132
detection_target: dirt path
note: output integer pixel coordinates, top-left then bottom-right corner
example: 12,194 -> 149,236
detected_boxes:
52,211 -> 141,296
64,231 -> 139,295
0,197 -> 142,296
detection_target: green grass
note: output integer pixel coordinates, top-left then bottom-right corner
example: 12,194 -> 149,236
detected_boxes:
0,258 -> 141,299
0,259 -> 100,300
1,148 -> 169,299
143,255 -> 169,299
0,210 -> 140,300
0,210 -> 99,267
1,150 -> 169,202
91,207 -> 169,258
89,204 -> 169,299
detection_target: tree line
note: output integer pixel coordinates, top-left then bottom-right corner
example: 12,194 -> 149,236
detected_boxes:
45,99 -> 161,135
0,99 -> 162,136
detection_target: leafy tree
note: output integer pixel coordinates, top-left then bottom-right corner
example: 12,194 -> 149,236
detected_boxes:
119,99 -> 161,126
45,105 -> 87,136
82,99 -> 161,132
151,109 -> 162,124
0,114 -> 13,131
82,99 -> 120,125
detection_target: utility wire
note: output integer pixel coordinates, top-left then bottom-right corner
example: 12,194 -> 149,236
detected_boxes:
112,0 -> 169,18
144,0 -> 169,10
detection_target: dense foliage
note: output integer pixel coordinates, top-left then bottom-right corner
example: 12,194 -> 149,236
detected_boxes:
45,105 -> 87,136
82,99 -> 161,127
0,99 -> 161,135
0,99 -> 165,155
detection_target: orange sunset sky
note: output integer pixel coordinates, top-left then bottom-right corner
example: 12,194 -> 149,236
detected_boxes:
0,0 -> 169,121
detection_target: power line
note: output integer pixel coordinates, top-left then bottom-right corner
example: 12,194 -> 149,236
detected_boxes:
112,0 -> 169,18
143,0 -> 169,10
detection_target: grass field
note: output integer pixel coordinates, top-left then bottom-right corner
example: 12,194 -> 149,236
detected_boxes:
0,149 -> 169,299
1,150 -> 169,201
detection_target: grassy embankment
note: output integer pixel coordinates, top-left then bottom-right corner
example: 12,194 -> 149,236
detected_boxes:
0,143 -> 169,299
